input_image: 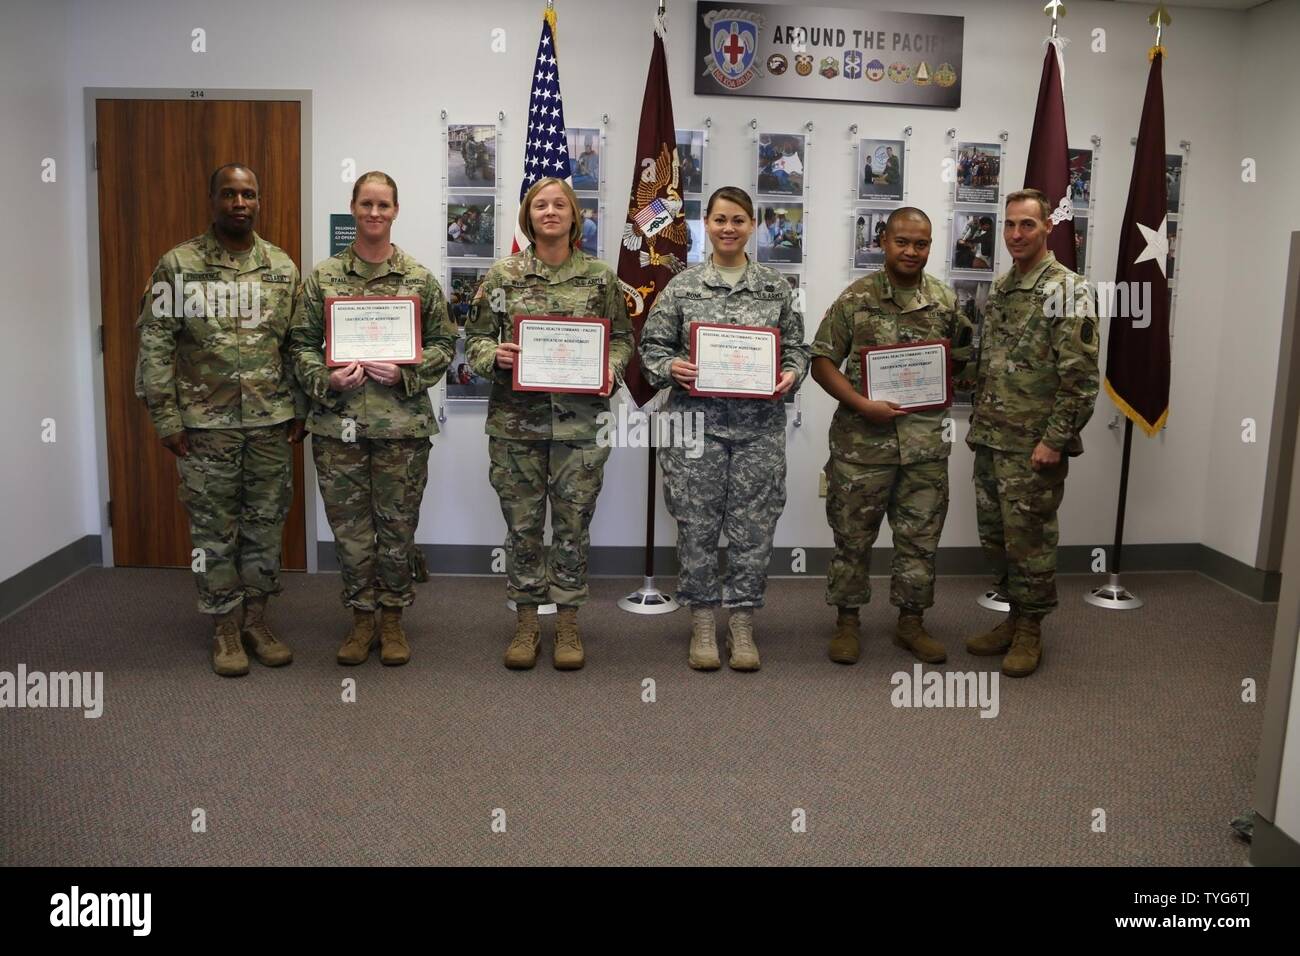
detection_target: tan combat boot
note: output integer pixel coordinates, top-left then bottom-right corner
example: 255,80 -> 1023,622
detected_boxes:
966,611 -> 1019,656
241,596 -> 293,667
504,605 -> 541,670
1002,615 -> 1043,677
337,610 -> 376,665
828,608 -> 860,664
553,605 -> 585,670
688,607 -> 721,670
726,609 -> 761,672
212,609 -> 249,677
379,607 -> 410,666
895,610 -> 947,664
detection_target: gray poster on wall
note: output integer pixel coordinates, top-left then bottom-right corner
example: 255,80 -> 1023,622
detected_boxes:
329,214 -> 356,256
694,2 -> 963,108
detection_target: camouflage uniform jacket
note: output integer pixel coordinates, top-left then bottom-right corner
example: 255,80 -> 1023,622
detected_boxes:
639,257 -> 810,441
135,228 -> 305,437
291,243 -> 456,439
464,247 -> 633,441
967,252 -> 1099,455
811,269 -> 973,465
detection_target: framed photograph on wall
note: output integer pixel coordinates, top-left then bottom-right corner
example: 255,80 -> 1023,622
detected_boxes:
951,211 -> 997,274
1067,148 -> 1093,207
756,202 -> 803,264
757,132 -> 805,197
447,125 -> 497,189
677,129 -> 705,196
445,266 -> 492,401
577,197 -> 600,256
853,208 -> 892,269
684,198 -> 705,264
954,142 -> 1002,205
567,127 -> 601,193
1166,154 -> 1183,216
858,138 -> 905,201
447,195 -> 496,259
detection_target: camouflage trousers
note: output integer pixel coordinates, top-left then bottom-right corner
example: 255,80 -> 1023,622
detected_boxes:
487,437 -> 611,607
175,423 -> 293,615
312,434 -> 431,611
660,430 -> 786,609
972,445 -> 1069,617
824,456 -> 949,611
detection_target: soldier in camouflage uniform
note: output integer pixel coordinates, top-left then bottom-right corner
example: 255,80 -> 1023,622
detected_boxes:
135,164 -> 305,677
640,187 -> 809,672
291,172 -> 457,667
966,189 -> 1099,677
810,207 -> 974,666
465,177 -> 632,671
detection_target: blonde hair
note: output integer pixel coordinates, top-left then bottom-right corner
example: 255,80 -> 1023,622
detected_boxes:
519,177 -> 582,248
352,171 -> 398,206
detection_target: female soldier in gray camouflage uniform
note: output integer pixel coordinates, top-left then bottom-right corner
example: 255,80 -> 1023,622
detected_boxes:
639,187 -> 809,671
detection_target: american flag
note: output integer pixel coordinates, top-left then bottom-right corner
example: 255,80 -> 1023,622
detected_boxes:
513,5 -> 573,252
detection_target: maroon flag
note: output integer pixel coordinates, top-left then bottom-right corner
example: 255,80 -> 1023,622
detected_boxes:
1023,40 -> 1076,270
617,17 -> 688,408
1104,51 -> 1171,437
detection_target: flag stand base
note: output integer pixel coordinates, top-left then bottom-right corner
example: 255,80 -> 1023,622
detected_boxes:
618,577 -> 680,615
977,588 -> 1011,612
1084,573 -> 1144,610
506,600 -> 557,615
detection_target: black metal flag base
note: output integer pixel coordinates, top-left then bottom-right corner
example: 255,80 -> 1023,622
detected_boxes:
1085,573 -> 1144,610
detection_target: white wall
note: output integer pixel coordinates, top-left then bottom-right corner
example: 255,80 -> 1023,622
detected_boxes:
0,1 -> 100,583
1204,0 -> 1300,566
41,0 -> 1294,566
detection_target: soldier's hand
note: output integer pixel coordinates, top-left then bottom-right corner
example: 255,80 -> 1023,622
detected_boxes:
495,342 -> 521,370
599,365 -> 616,398
857,399 -> 908,424
328,362 -> 366,392
287,420 -> 307,444
774,371 -> 797,396
1030,441 -> 1061,471
670,359 -> 697,388
363,361 -> 401,387
161,430 -> 190,458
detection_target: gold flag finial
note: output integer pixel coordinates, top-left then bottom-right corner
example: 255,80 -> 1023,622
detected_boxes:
1043,0 -> 1066,39
1148,3 -> 1171,60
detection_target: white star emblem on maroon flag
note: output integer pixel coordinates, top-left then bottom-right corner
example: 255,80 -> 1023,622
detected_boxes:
1134,215 -> 1169,277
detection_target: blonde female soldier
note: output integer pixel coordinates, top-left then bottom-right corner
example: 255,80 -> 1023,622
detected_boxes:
291,171 -> 457,666
639,186 -> 809,671
464,177 -> 633,670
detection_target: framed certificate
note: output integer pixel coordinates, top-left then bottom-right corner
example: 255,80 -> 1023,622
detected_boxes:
511,315 -> 611,395
325,296 -> 422,367
689,322 -> 780,399
859,339 -> 952,411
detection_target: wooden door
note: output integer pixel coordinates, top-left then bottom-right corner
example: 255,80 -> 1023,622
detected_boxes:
96,97 -> 307,569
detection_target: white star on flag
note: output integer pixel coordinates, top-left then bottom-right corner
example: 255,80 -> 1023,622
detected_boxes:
1134,215 -> 1169,277
513,8 -> 572,252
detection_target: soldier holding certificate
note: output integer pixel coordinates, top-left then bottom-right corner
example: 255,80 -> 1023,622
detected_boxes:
640,186 -> 809,672
966,189 -> 1099,677
464,177 -> 633,671
810,207 -> 974,666
136,163 -> 306,677
291,171 -> 457,666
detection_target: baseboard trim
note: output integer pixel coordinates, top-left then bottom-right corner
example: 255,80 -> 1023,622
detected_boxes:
309,541 -> 1282,602
0,535 -> 102,622
1249,814 -> 1300,866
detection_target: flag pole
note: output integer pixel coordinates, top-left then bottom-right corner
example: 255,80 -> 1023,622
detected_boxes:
1085,4 -> 1171,611
619,0 -> 679,616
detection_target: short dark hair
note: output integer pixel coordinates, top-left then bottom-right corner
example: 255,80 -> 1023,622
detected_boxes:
706,185 -> 754,220
885,206 -> 931,234
208,163 -> 256,197
1005,188 -> 1051,221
